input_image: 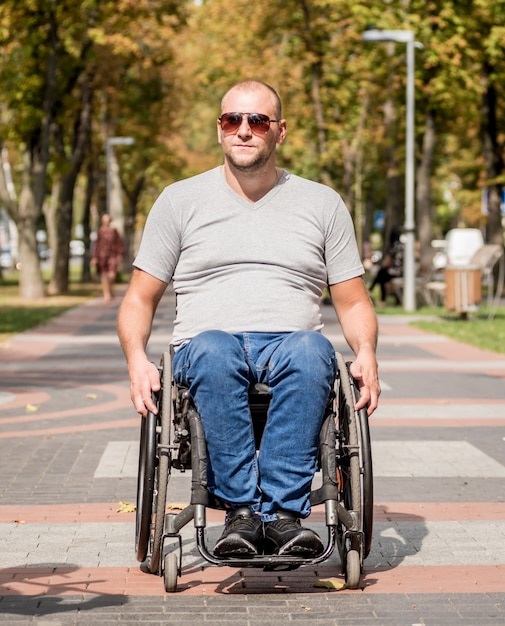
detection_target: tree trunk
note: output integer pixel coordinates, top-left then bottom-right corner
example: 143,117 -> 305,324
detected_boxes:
48,73 -> 93,295
298,0 -> 332,188
43,179 -> 59,276
4,10 -> 58,300
18,159 -> 45,299
416,109 -> 437,273
48,177 -> 74,294
481,65 -> 504,247
122,173 -> 145,272
341,93 -> 370,255
384,97 -> 404,251
80,160 -> 95,283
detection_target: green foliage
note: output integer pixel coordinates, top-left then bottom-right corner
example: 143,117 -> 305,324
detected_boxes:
1,0 -> 505,297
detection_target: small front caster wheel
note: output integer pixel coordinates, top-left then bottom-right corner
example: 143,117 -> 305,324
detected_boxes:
345,549 -> 361,589
163,552 -> 179,592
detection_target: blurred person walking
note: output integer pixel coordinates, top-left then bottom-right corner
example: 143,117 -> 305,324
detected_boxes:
91,214 -> 125,302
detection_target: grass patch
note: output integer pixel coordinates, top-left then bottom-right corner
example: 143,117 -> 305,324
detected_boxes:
411,308 -> 505,354
368,282 -> 505,354
0,276 -> 102,344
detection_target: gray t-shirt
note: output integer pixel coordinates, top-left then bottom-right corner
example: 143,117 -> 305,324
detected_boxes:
134,167 -> 363,346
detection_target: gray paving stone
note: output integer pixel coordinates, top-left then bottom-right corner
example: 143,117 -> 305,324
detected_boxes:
2,294 -> 505,623
2,594 -> 505,625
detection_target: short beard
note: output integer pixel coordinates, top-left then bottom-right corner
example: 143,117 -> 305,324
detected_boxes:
225,149 -> 273,175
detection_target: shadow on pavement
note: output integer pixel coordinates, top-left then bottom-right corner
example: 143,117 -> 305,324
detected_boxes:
0,564 -> 127,617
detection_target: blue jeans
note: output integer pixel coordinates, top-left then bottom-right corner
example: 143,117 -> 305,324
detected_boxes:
172,330 -> 336,521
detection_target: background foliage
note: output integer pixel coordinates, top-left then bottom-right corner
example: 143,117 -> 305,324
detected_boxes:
0,0 -> 504,296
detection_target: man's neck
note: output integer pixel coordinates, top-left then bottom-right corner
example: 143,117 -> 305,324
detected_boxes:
222,163 -> 281,203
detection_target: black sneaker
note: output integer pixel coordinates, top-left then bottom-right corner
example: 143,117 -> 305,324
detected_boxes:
264,510 -> 324,557
213,507 -> 263,557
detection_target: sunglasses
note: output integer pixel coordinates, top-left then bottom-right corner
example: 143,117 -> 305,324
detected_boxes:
218,112 -> 281,136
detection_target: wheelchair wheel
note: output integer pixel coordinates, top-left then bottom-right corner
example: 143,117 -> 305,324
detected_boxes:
357,403 -> 374,558
335,353 -> 374,588
148,351 -> 173,574
135,409 -> 157,563
164,552 -> 179,593
135,352 -> 173,574
345,549 -> 361,589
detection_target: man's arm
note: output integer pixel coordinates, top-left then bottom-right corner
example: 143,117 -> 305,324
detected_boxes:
329,276 -> 380,415
117,268 -> 168,416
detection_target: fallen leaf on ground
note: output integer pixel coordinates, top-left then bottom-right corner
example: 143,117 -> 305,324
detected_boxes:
313,579 -> 347,591
26,404 -> 40,413
167,503 -> 187,511
116,501 -> 136,513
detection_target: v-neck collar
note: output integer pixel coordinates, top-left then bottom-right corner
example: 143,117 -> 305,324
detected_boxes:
219,167 -> 288,209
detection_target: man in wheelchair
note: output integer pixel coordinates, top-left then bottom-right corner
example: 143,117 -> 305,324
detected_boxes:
118,80 -> 380,560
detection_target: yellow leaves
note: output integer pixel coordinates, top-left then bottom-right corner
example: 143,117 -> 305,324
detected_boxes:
116,501 -> 136,513
167,503 -> 186,511
87,27 -> 107,46
485,25 -> 505,65
88,28 -> 141,57
313,578 -> 347,591
25,404 -> 40,413
115,500 -> 188,515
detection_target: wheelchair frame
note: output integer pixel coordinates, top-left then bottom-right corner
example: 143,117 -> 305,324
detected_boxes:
135,350 -> 373,592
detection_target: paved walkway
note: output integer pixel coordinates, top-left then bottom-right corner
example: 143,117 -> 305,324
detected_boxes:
1,287 -> 505,625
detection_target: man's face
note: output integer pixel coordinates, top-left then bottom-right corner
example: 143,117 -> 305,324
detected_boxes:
217,86 -> 286,173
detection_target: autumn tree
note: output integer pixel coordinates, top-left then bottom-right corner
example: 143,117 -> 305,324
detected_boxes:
0,1 -> 62,298
3,0 -> 503,301
48,0 -> 187,294
0,1 -> 188,297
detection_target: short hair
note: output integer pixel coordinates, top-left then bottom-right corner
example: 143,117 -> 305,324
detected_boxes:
221,80 -> 282,119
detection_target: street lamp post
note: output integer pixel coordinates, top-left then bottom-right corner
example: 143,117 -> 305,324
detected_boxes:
362,29 -> 421,312
105,136 -> 135,215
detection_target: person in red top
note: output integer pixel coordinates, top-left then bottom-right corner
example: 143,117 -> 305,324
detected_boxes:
91,213 -> 125,302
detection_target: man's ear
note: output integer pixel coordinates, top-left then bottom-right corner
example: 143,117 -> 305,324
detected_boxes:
276,119 -> 287,145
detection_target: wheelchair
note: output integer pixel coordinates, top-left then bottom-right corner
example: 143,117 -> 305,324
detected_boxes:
135,349 -> 373,592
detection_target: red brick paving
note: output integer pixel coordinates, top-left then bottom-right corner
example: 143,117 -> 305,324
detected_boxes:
1,500 -> 504,596
2,501 -> 503,524
2,564 -> 504,596
2,298 -> 505,611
